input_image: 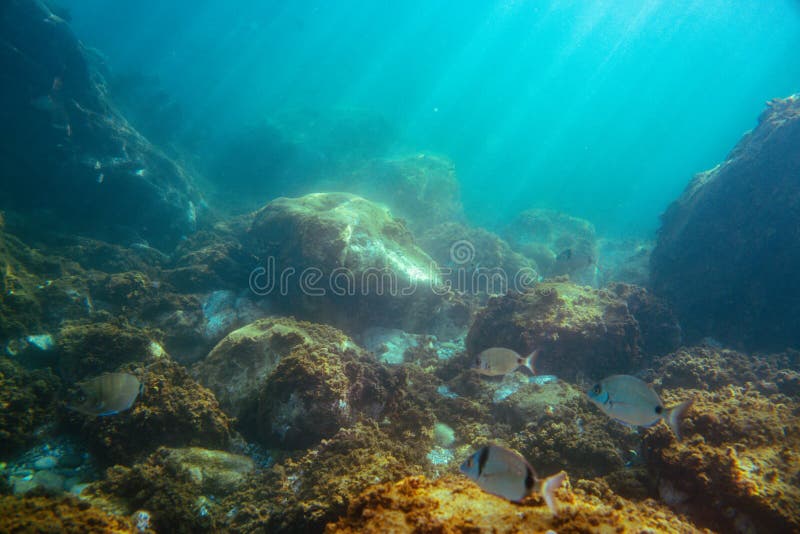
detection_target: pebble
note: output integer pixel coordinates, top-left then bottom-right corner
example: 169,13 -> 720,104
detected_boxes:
33,456 -> 58,470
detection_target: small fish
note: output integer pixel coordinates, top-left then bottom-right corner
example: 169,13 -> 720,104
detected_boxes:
553,247 -> 595,275
460,444 -> 567,514
474,347 -> 539,377
68,372 -> 142,416
587,374 -> 692,440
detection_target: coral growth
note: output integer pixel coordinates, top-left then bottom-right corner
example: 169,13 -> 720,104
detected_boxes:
193,317 -> 362,421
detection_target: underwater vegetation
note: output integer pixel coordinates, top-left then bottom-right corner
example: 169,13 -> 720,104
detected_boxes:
0,1 -> 799,533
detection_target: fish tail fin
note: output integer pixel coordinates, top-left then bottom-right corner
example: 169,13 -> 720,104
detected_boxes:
665,399 -> 693,441
538,470 -> 567,515
523,348 -> 541,376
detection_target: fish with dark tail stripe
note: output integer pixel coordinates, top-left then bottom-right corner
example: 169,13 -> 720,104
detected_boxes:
459,444 -> 567,515
474,347 -> 540,377
587,374 -> 693,440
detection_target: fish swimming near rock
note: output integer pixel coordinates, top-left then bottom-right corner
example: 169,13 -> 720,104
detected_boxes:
586,374 -> 692,440
552,247 -> 595,275
67,372 -> 143,416
459,444 -> 567,515
474,347 -> 540,377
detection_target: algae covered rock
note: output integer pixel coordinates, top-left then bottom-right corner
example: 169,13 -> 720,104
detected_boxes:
609,282 -> 682,357
247,192 -> 468,335
0,494 -> 136,534
642,346 -> 800,532
65,359 -> 232,465
193,316 -> 362,421
466,280 -> 641,379
325,474 -> 704,533
92,446 -> 251,533
651,94 -> 800,351
255,332 -> 391,450
0,357 -> 60,458
222,422 -> 424,533
56,320 -> 164,381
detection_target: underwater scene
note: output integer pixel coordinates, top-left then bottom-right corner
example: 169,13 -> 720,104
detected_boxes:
2,0 -> 800,532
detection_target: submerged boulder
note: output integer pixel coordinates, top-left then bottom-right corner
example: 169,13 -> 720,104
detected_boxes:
193,317 -> 362,422
194,317 -> 393,450
466,280 -> 641,380
651,95 -> 800,351
246,193 -> 469,336
63,359 -> 233,465
0,0 -> 202,249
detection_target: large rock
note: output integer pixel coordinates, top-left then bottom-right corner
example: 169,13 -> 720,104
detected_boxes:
651,95 -> 800,350
194,317 -> 393,450
0,0 -> 202,249
466,280 -> 641,380
193,317 -> 362,421
247,193 -> 469,336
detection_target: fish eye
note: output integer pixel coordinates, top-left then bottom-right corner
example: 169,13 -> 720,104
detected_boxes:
592,384 -> 601,394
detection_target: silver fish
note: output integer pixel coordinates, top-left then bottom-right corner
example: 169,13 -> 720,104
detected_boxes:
68,372 -> 142,417
459,444 -> 566,514
587,374 -> 692,439
474,347 -> 540,377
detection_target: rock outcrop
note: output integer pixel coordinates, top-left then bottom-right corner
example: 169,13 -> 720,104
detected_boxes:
0,0 -> 202,249
651,95 -> 800,350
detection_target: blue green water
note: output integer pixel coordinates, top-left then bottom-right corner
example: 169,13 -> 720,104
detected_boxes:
64,0 -> 800,236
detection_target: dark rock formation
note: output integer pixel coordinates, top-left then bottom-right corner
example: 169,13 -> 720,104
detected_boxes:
0,0 -> 202,249
651,95 -> 800,351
